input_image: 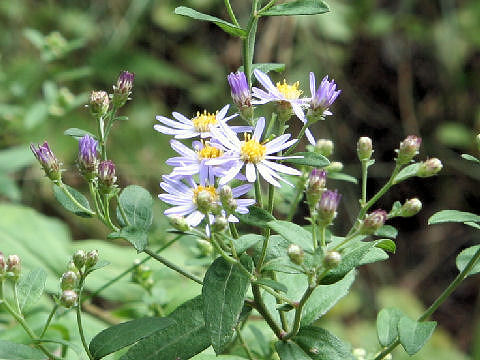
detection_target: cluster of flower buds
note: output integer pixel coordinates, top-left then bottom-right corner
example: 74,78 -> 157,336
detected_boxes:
316,189 -> 342,225
359,209 -> 388,235
78,135 -> 99,180
113,71 -> 135,108
227,72 -> 253,121
416,158 -> 443,177
89,90 -> 110,118
315,139 -> 334,158
0,252 -> 21,280
30,141 -> 62,181
131,259 -> 154,292
306,169 -> 327,209
357,137 -> 373,161
396,135 -> 422,165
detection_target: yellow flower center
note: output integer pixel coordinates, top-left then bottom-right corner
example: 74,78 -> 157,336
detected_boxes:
192,110 -> 217,133
241,134 -> 267,164
276,80 -> 302,100
198,145 -> 223,159
193,185 -> 217,203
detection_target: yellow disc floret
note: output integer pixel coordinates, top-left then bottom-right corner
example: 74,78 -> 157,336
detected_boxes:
193,185 -> 217,204
241,134 -> 267,164
192,110 -> 217,133
198,145 -> 223,159
276,80 -> 302,100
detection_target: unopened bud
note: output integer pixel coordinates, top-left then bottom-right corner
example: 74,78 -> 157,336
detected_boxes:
196,190 -> 215,214
315,139 -> 334,157
287,244 -> 305,265
98,160 -> 117,189
0,252 -> 5,275
306,169 -> 327,208
61,271 -> 78,290
324,251 -> 342,268
359,210 -> 387,235
212,216 -> 228,233
168,215 -> 190,232
6,255 -> 21,277
60,290 -> 78,308
316,190 -> 341,225
219,186 -> 235,212
325,161 -> 343,172
357,137 -> 373,161
89,90 -> 109,118
227,72 -> 252,110
30,141 -> 62,181
417,158 -> 442,177
396,135 -> 421,165
78,135 -> 99,179
196,239 -> 213,256
73,250 -> 86,270
113,71 -> 134,107
85,250 -> 98,269
400,198 -> 422,217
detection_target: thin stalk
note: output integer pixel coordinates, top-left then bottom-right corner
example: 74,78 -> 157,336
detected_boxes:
13,283 -> 21,315
144,248 -> 203,285
236,324 -> 256,360
57,182 -> 96,216
254,176 -> 263,208
210,233 -> 254,280
265,113 -> 277,139
287,175 -> 307,221
224,0 -> 240,27
89,181 -> 105,222
271,273 -> 290,332
97,116 -> 107,161
242,0 -> 259,88
102,194 -> 119,231
40,304 -> 58,338
282,284 -> 316,340
284,122 -> 309,156
257,0 -> 278,15
77,274 -> 94,360
116,196 -> 131,226
267,183 -> 275,213
229,222 -> 239,239
361,159 -> 368,206
257,284 -> 297,307
252,284 -> 285,339
374,246 -> 480,360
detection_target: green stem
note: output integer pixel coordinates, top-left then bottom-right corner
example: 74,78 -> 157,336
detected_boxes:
254,176 -> 263,208
242,0 -> 259,88
116,195 -> 131,226
267,183 -> 275,213
287,174 -> 307,221
13,283 -> 21,315
57,182 -> 96,216
224,0 -> 240,27
211,235 -> 254,280
97,116 -> 107,161
272,272 -> 289,332
40,304 -> 58,339
282,284 -> 316,340
89,181 -> 105,222
236,324 -> 256,360
144,248 -> 203,285
102,194 -> 119,231
361,160 -> 368,207
265,113 -> 277,139
374,246 -> 480,360
284,122 -> 309,156
257,283 -> 297,307
257,0 -> 278,15
77,274 -> 94,360
252,284 -> 285,339
229,222 -> 239,239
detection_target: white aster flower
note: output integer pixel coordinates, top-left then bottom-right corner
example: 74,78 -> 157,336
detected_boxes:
154,104 -> 250,139
207,117 -> 302,187
158,176 -> 255,226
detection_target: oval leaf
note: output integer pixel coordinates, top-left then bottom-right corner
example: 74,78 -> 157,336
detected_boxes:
0,340 -> 45,360
294,326 -> 355,360
234,234 -> 263,254
428,210 -> 480,225
255,278 -> 288,293
237,206 -> 275,227
17,268 -> 47,312
461,153 -> 480,163
262,0 -> 330,16
398,317 -> 436,355
267,220 -> 314,252
108,226 -> 148,252
393,163 -> 421,184
202,256 -> 253,354
376,307 -> 404,347
456,245 -> 480,277
283,152 -> 329,168
375,239 -> 396,253
117,185 -> 153,230
238,63 -> 285,74
53,184 -> 93,218
275,341 -> 311,360
64,128 -> 96,140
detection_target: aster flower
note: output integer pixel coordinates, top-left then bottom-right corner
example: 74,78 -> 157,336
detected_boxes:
227,71 -> 251,109
158,176 -> 255,226
154,104 -> 250,139
308,72 -> 341,117
30,141 -> 62,181
78,135 -> 99,178
207,117 -> 302,187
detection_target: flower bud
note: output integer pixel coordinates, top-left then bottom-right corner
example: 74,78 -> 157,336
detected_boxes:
78,135 -> 99,179
113,71 -> 134,108
168,215 -> 190,232
399,198 -> 422,217
309,74 -> 341,117
85,250 -> 98,269
315,139 -> 334,157
212,216 -> 228,233
0,252 -> 5,275
316,190 -> 341,225
73,250 -> 86,270
306,169 -> 327,208
287,244 -> 305,265
6,255 -> 21,277
30,141 -> 62,181
325,161 -> 343,172
357,137 -> 373,161
227,72 -> 252,110
219,186 -> 234,211
359,210 -> 387,235
60,290 -> 78,308
98,160 -> 117,189
416,158 -> 442,177
89,90 -> 109,118
396,135 -> 421,165
61,271 -> 78,290
324,251 -> 342,268
196,190 -> 215,214
196,239 -> 213,256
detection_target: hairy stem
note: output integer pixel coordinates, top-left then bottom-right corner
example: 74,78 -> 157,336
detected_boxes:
252,284 -> 285,339
57,182 -> 96,216
77,274 -> 94,360
40,304 -> 58,339
224,0 -> 240,27
282,284 -> 316,340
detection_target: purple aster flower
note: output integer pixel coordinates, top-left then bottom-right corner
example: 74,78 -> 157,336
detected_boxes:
30,141 -> 62,181
207,117 -> 302,187
98,160 -> 117,188
227,71 -> 251,109
78,135 -> 99,178
154,104 -> 250,139
317,189 -> 341,224
308,72 -> 341,116
113,71 -> 135,107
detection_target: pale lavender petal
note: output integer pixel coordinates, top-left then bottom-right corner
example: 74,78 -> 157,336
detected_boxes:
185,211 -> 205,226
172,112 -> 192,124
170,139 -> 196,157
228,214 -> 239,222
156,116 -> 191,129
305,128 -> 316,146
236,198 -> 256,208
230,126 -> 253,133
219,161 -> 244,185
164,204 -> 196,216
232,183 -> 253,197
253,117 -> 265,141
158,194 -> 191,205
291,102 -> 306,122
262,160 -> 301,176
217,104 -> 230,121
265,138 -> 298,154
256,163 -> 280,187
245,162 -> 256,182
309,72 -> 316,97
254,69 -> 279,95
175,131 -> 200,139
264,134 -> 291,153
153,125 -> 186,135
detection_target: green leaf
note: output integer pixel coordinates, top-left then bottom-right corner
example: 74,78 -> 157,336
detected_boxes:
0,340 -> 45,359
393,163 -> 421,184
64,128 -> 96,140
237,206 -> 275,227
0,145 -> 35,172
17,268 -> 47,312
174,6 -> 246,37
86,259 -> 110,273
275,341 -> 311,360
375,239 -> 396,253
301,270 -> 356,326
358,247 -> 389,265
234,234 -> 263,254
261,0 -> 330,16
0,175 -> 21,202
238,63 -> 285,74
89,317 -> 174,359
283,152 -> 329,168
376,308 -> 404,346
327,172 -> 358,184
456,245 -> 480,276
262,256 -> 304,274
375,225 -> 398,239
465,222 -> 480,229
53,184 -> 93,218
255,278 -> 288,293
108,226 -> 148,252
116,185 -> 153,230
121,296 -> 210,360
428,210 -> 480,225
294,326 -> 355,359
267,220 -> 314,252
398,317 -> 436,355
202,256 -> 253,353
461,153 -> 480,163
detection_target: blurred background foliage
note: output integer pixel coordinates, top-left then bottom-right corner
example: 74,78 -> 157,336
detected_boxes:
1,0 -> 480,358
